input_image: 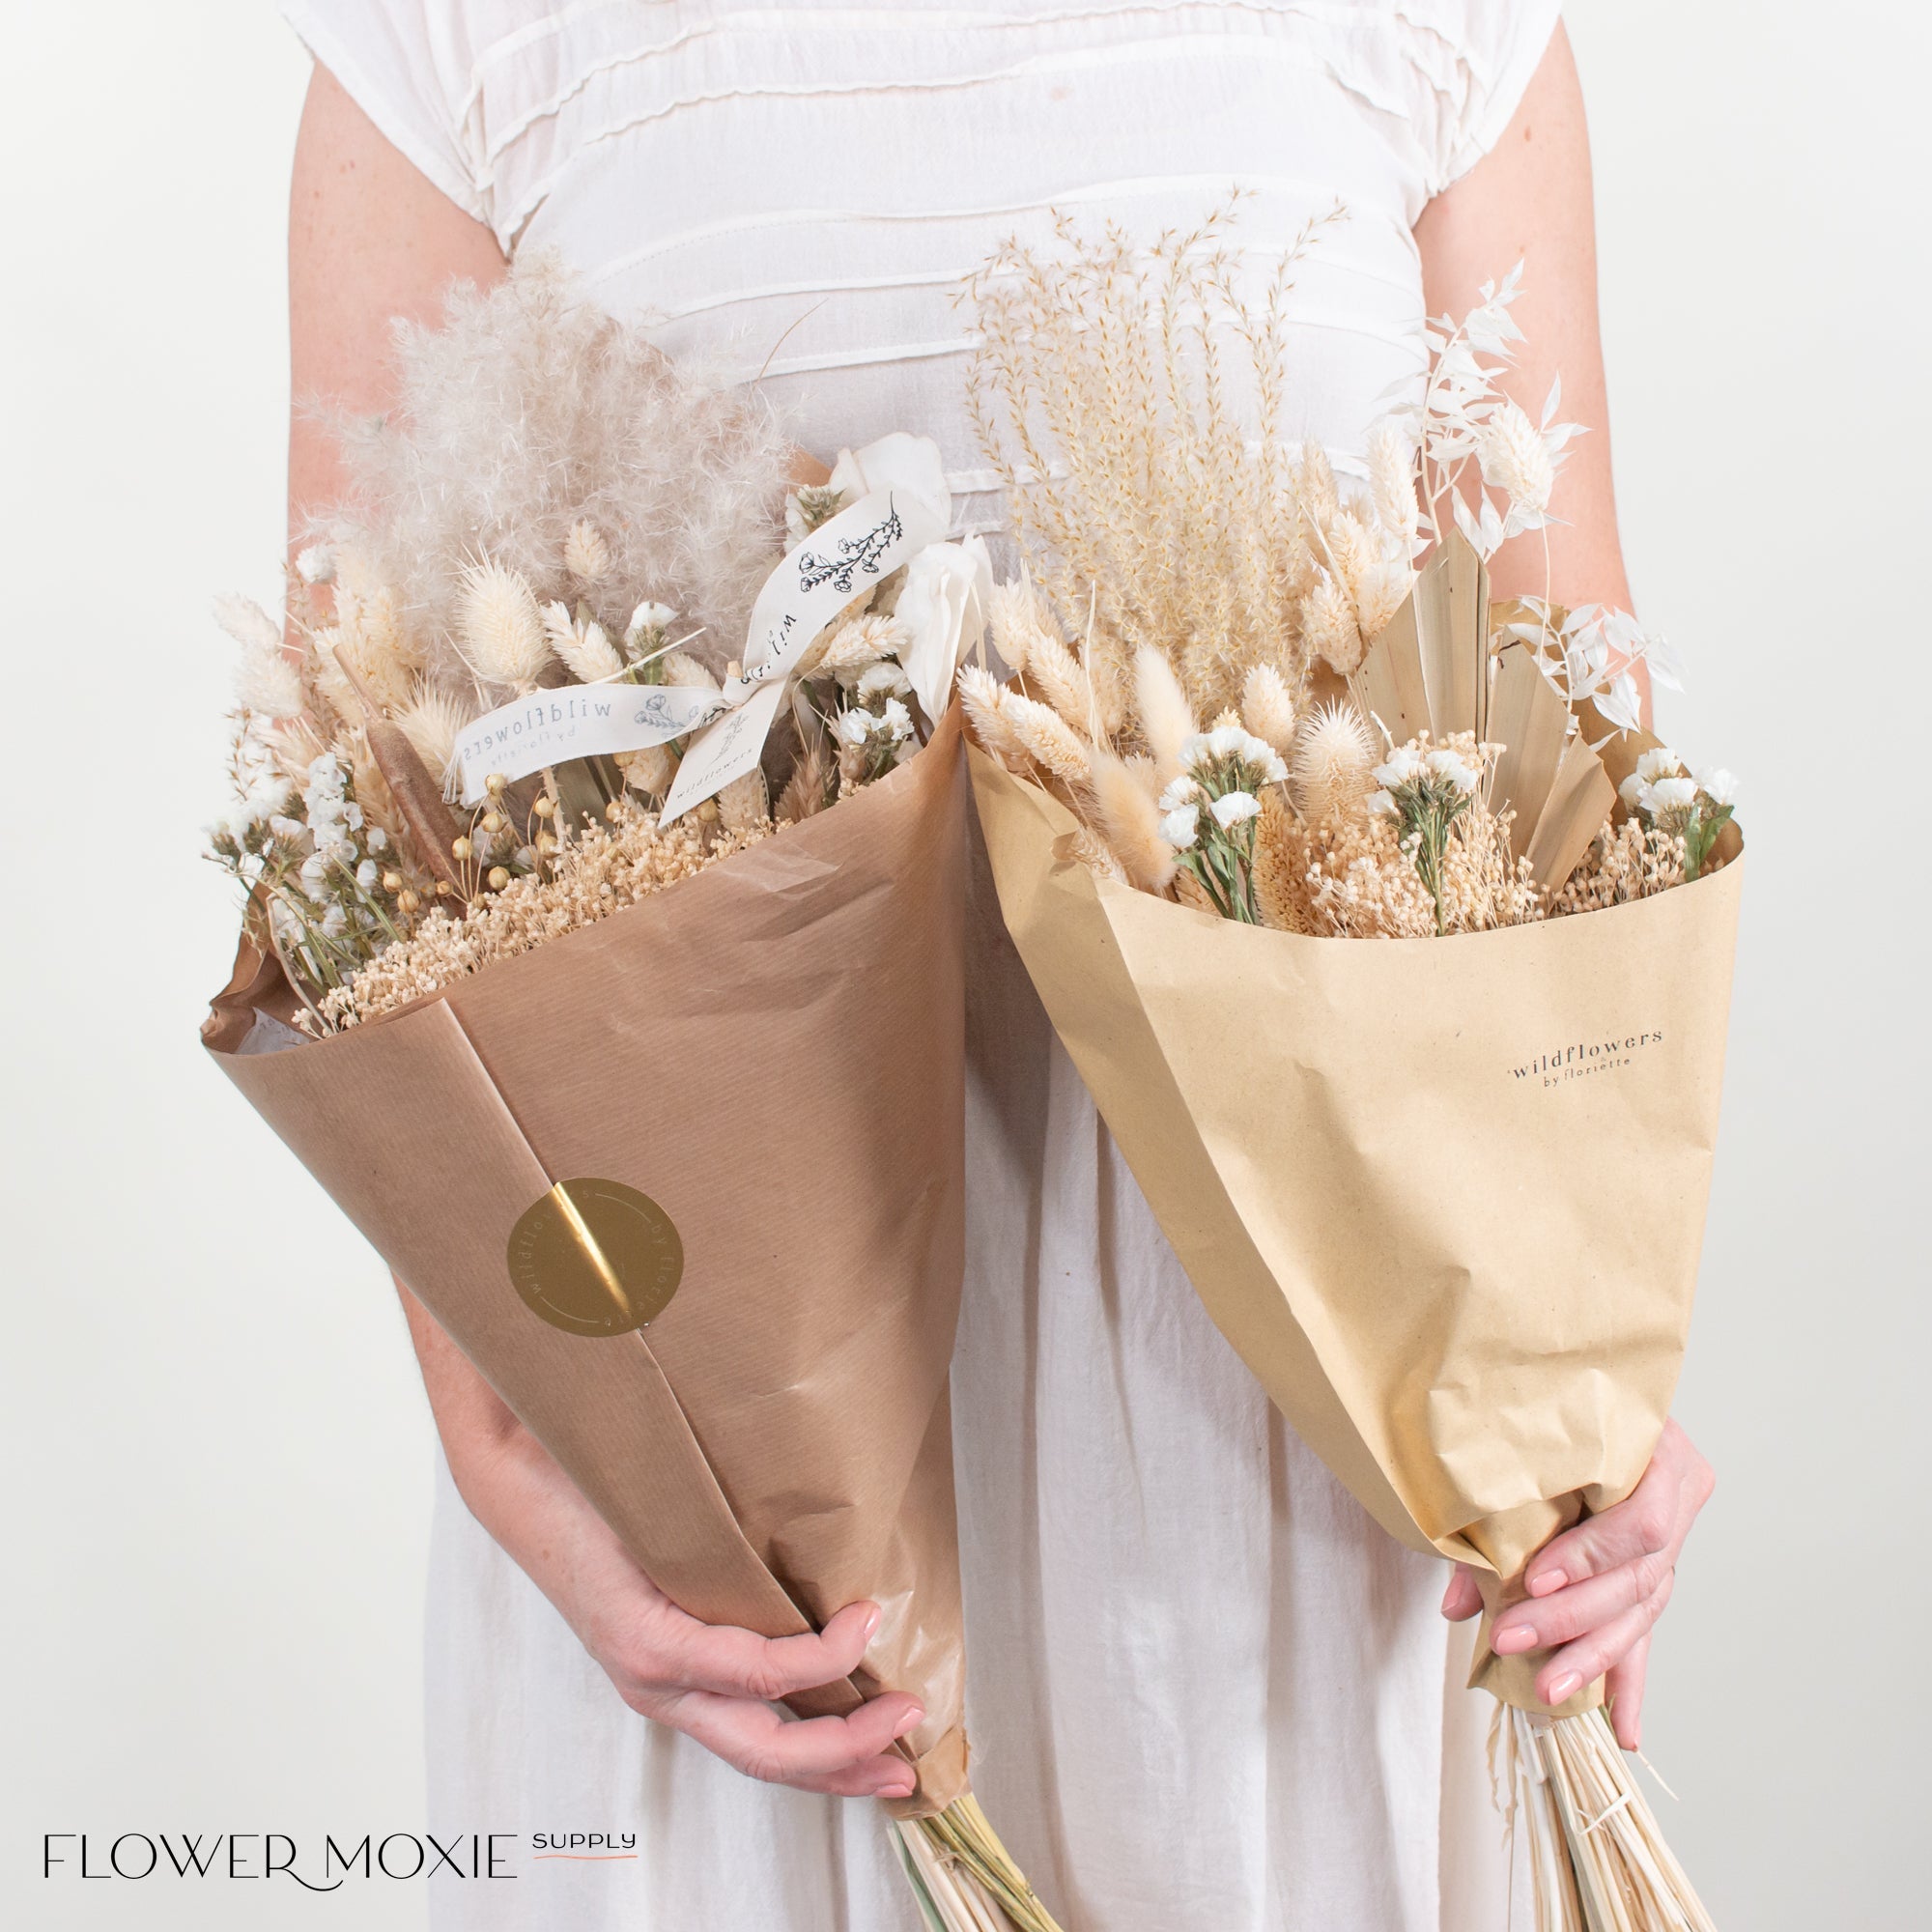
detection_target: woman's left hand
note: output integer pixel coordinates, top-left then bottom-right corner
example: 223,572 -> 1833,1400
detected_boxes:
1439,1418 -> 1715,1747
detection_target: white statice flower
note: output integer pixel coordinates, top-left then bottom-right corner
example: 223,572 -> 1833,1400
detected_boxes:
1158,775 -> 1202,813
1375,748 -> 1424,789
299,851 -> 331,895
1209,791 -> 1262,829
857,660 -> 911,701
295,544 -> 336,586
1206,723 -> 1248,760
1425,748 -> 1479,795
1618,772 -> 1646,810
269,812 -> 306,841
320,904 -> 350,939
1634,746 -> 1684,784
366,826 -> 388,852
1367,789 -> 1400,818
1644,776 -> 1700,813
880,696 -> 915,742
838,708 -> 877,746
1695,766 -> 1738,807
625,600 -> 678,646
355,858 -> 380,891
1159,803 -> 1200,849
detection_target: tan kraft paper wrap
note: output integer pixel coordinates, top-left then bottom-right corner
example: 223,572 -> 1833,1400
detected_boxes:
970,746 -> 1741,1716
203,715 -> 973,1814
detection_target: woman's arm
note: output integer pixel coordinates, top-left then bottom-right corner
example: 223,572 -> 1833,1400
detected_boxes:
1415,24 -> 1714,1750
1413,20 -> 1645,715
293,65 -> 920,1801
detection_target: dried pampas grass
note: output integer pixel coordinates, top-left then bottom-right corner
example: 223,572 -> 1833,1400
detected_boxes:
312,257 -> 790,685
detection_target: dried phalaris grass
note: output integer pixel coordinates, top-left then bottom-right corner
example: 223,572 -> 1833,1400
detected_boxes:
962,197 -> 1348,727
1496,1705 -> 1717,1932
896,1795 -> 1068,1932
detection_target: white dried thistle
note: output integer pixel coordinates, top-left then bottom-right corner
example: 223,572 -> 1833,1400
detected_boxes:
1240,664 -> 1298,756
456,558 -> 553,689
1290,700 -> 1378,822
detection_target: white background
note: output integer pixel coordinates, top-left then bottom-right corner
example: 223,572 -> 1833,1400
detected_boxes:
2,3 -> 1924,1926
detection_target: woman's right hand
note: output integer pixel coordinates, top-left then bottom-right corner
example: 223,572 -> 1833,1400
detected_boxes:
399,1283 -> 924,1800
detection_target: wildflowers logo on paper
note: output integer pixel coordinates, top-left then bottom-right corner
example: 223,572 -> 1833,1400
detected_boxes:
1513,1030 -> 1665,1090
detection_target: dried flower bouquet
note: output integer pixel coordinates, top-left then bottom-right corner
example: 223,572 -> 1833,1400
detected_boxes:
961,209 -> 1742,1932
202,268 -> 1061,1932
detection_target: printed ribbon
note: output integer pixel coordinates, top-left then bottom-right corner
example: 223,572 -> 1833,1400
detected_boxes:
450,481 -> 948,811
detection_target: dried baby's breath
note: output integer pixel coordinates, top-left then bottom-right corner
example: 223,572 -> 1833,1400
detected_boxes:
319,806 -> 770,1027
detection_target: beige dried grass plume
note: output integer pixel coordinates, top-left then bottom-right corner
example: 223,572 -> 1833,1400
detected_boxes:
314,257 -> 790,684
963,199 -> 1345,723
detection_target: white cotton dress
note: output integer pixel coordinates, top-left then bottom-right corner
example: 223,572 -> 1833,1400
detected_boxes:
281,4 -> 1562,1926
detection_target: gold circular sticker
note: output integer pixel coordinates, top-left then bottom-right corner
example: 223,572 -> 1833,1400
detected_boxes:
506,1179 -> 684,1337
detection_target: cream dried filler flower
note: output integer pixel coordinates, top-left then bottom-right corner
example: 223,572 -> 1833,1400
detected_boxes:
956,202 -> 1734,939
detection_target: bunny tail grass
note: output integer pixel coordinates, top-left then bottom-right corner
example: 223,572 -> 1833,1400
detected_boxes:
892,1795 -> 1066,1932
1497,1704 -> 1717,1932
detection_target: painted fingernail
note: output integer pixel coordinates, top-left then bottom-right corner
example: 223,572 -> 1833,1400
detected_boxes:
861,1605 -> 882,1640
882,1778 -> 916,1800
1546,1671 -> 1582,1703
895,1704 -> 925,1737
1493,1623 -> 1537,1656
1528,1570 -> 1567,1598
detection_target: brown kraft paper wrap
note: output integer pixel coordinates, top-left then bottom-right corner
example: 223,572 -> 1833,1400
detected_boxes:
204,715 -> 972,1813
970,745 -> 1741,1716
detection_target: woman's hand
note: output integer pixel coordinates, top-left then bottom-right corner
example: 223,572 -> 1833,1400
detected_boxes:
399,1283 -> 923,1800
1439,1419 -> 1715,1747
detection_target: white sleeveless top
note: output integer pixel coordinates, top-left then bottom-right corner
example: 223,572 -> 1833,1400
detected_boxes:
281,5 -> 1559,1927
